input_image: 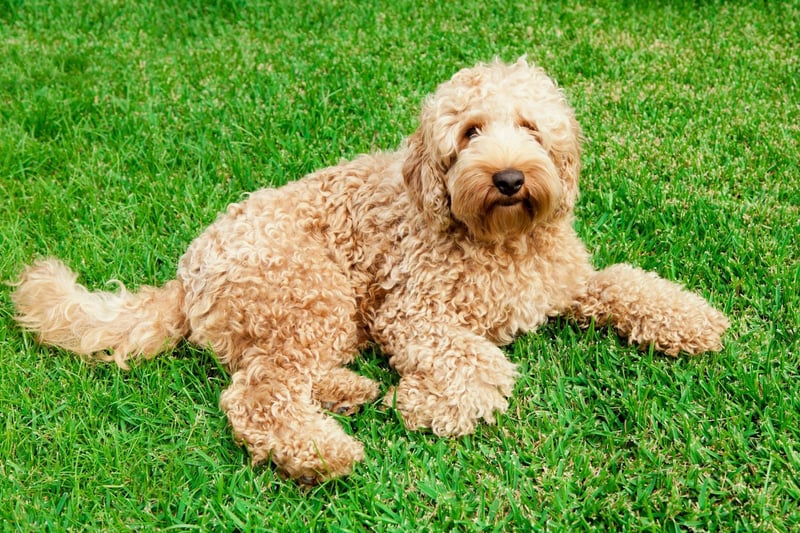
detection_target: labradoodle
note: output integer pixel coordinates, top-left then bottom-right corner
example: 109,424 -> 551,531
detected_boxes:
12,59 -> 730,483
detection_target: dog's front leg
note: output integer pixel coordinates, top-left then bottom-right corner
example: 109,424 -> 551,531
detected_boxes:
375,321 -> 518,436
573,263 -> 730,355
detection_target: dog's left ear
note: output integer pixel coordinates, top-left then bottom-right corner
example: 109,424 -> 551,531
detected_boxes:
402,132 -> 452,231
549,115 -> 581,216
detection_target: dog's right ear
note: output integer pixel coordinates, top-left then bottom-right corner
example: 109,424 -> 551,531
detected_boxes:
402,132 -> 452,232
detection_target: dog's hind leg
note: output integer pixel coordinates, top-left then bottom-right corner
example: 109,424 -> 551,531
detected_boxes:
220,360 -> 366,483
185,248 -> 373,482
573,263 -> 730,355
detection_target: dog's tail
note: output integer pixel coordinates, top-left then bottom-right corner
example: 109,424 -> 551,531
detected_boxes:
11,258 -> 189,369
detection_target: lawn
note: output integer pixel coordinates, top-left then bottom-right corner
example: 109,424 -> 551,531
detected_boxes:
1,0 -> 798,530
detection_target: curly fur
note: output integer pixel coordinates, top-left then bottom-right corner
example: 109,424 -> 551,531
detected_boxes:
11,59 -> 729,483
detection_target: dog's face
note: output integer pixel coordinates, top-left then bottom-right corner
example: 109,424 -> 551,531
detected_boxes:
403,59 -> 581,242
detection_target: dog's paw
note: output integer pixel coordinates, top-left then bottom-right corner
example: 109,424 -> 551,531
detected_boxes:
259,429 -> 365,484
386,366 -> 515,437
313,368 -> 381,416
578,264 -> 730,356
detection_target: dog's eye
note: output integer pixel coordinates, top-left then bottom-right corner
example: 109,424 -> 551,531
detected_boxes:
521,122 -> 539,134
464,126 -> 480,140
520,122 -> 542,142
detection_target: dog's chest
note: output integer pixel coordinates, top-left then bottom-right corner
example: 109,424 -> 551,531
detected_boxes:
453,253 -> 556,344
390,237 -> 575,345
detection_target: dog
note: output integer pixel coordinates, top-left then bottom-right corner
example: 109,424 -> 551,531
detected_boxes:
12,59 -> 730,484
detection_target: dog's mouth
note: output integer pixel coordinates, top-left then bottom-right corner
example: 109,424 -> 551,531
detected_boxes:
489,196 -> 535,218
494,196 -> 525,207
490,191 -> 532,207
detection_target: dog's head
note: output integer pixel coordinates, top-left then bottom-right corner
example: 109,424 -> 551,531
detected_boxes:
403,58 -> 581,242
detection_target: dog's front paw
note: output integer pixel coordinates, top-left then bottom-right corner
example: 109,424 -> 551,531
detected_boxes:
386,363 -> 516,437
577,264 -> 731,356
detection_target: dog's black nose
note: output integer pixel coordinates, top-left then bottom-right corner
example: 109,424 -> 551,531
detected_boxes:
492,169 -> 524,196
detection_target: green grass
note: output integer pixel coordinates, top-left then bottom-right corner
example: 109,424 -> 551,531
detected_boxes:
1,0 -> 798,530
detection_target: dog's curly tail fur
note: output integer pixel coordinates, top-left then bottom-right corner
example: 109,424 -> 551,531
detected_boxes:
11,259 -> 188,369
